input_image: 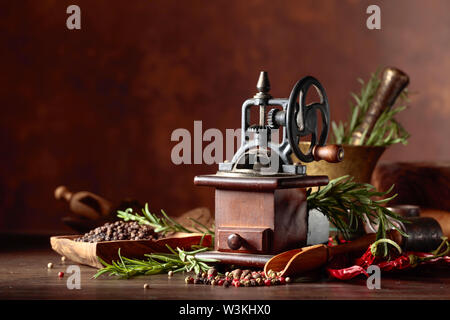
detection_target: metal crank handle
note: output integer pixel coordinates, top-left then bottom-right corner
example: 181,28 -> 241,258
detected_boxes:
311,145 -> 344,163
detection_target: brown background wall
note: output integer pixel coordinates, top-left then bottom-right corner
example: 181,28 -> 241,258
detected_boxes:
1,0 -> 449,234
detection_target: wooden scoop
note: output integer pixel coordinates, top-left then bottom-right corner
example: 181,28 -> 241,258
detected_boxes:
264,230 -> 402,277
55,185 -> 113,220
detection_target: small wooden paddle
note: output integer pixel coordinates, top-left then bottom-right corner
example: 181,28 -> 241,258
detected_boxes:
51,233 -> 213,268
264,230 -> 402,277
55,185 -> 113,220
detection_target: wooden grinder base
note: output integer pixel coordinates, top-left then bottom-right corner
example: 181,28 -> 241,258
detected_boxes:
194,174 -> 328,254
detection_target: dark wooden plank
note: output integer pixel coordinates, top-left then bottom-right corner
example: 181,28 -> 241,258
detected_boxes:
0,248 -> 449,300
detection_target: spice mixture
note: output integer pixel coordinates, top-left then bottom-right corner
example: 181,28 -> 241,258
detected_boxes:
185,268 -> 291,288
75,221 -> 158,242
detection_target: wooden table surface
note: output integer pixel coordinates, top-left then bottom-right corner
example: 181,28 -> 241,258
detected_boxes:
1,244 -> 449,300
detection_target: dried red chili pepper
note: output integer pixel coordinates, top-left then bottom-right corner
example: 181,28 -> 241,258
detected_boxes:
327,265 -> 368,280
327,237 -> 450,281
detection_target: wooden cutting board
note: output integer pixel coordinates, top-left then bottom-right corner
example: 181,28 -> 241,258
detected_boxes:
50,233 -> 212,268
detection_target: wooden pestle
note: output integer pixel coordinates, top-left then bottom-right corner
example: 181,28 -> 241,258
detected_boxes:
351,67 -> 409,146
54,186 -> 113,220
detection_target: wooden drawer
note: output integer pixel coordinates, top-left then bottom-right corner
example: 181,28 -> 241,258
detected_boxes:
216,226 -> 272,253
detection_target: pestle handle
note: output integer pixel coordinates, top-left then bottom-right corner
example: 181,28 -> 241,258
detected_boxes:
351,67 -> 409,146
312,144 -> 344,163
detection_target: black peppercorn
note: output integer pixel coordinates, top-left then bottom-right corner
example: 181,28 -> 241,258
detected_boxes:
75,220 -> 159,242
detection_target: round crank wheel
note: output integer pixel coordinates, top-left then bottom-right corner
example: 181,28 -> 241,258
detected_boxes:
286,76 -> 330,163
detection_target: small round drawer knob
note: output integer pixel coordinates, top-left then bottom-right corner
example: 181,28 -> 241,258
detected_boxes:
227,233 -> 242,250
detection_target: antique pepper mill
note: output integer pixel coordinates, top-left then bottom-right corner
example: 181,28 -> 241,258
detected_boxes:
195,72 -> 344,255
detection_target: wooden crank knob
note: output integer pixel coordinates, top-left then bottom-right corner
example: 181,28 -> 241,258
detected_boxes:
227,233 -> 243,250
312,145 -> 344,163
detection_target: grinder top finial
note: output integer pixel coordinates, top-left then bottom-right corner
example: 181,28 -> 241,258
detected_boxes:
254,71 -> 272,101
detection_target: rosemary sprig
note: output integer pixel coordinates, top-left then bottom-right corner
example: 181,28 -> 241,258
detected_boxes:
94,245 -> 217,279
307,175 -> 408,256
117,203 -> 215,240
332,68 -> 410,146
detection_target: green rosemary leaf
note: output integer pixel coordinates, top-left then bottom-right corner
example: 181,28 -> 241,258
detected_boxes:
188,217 -> 214,235
370,238 -> 402,256
94,246 -> 213,279
373,193 -> 397,204
193,263 -> 200,274
181,246 -> 210,255
160,209 -> 193,234
149,254 -> 183,264
93,268 -> 112,279
165,244 -> 178,254
197,261 -> 213,270
351,92 -> 361,106
331,122 -> 340,141
116,203 -> 215,244
173,266 -> 187,273
178,251 -> 186,262
349,107 -> 360,133
307,175 -> 406,257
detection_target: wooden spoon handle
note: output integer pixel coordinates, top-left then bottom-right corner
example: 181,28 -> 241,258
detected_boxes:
54,186 -> 112,220
328,229 -> 402,259
54,185 -> 73,202
195,251 -> 272,268
328,233 -> 376,258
